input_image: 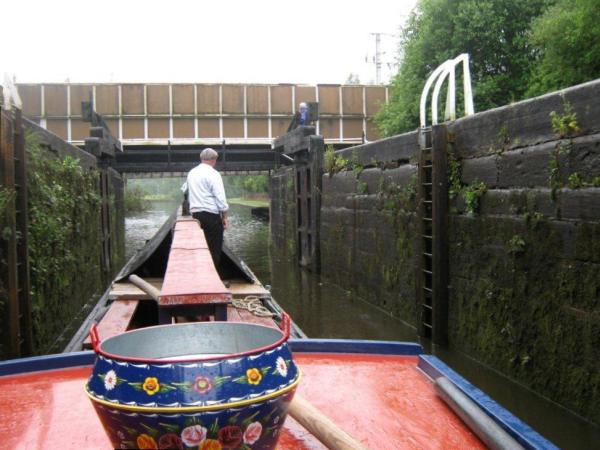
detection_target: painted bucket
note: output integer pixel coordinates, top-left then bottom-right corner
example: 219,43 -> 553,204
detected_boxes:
86,315 -> 299,450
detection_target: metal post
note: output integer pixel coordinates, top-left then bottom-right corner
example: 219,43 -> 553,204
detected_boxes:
222,139 -> 226,171
167,139 -> 172,171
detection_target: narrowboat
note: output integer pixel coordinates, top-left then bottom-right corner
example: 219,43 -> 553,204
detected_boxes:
0,212 -> 557,449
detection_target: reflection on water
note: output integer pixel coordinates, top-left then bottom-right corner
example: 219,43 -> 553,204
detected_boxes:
125,202 -> 178,261
126,202 -> 600,449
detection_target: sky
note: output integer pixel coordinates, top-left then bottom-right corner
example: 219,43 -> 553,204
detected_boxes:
4,0 -> 418,85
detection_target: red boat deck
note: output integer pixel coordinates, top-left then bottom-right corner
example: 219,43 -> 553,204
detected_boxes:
0,353 -> 484,449
159,218 -> 231,306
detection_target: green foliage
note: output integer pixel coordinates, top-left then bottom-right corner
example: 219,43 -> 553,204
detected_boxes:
124,184 -> 150,213
0,187 -> 15,241
548,136 -> 597,195
223,175 -> 269,198
324,146 -> 336,172
26,131 -> 104,354
128,177 -> 186,201
447,152 -> 463,199
524,212 -> 545,229
323,145 -> 348,176
378,175 -> 418,212
376,0 -> 550,136
463,181 -> 488,215
508,234 -> 526,254
549,99 -> 580,137
527,0 -> 600,97
351,150 -> 364,177
357,181 -> 369,195
567,173 -> 584,189
548,147 -> 562,198
447,150 -> 487,215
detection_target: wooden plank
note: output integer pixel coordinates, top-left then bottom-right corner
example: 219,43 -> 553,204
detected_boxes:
159,219 -> 231,306
228,282 -> 270,298
110,278 -> 163,300
226,304 -> 243,321
82,300 -> 139,348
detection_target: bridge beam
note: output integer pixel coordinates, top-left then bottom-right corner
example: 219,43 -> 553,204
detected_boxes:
113,146 -> 282,174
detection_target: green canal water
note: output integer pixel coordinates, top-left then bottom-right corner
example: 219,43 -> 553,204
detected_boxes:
126,201 -> 600,449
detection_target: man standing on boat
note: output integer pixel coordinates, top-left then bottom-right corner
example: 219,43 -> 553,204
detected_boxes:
182,148 -> 229,267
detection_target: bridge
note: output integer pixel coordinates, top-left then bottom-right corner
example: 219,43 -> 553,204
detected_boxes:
17,82 -> 389,174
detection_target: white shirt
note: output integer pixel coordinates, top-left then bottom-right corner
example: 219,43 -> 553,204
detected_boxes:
182,163 -> 229,214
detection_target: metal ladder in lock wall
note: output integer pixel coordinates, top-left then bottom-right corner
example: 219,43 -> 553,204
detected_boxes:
418,127 -> 434,338
417,54 -> 475,343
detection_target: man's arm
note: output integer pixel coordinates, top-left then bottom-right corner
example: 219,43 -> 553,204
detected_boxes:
221,210 -> 228,230
213,173 -> 229,228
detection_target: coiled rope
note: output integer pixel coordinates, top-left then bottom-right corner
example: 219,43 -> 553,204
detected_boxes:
232,295 -> 274,317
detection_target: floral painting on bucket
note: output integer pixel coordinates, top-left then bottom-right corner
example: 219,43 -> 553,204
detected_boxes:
94,390 -> 295,449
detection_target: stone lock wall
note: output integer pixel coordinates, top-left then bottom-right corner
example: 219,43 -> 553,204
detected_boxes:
269,79 -> 600,423
320,133 -> 420,324
446,80 -> 600,424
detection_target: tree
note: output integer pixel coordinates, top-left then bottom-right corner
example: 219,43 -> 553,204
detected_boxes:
376,0 -> 551,137
526,0 -> 600,97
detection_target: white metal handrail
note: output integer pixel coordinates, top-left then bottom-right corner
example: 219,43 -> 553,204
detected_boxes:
419,54 -> 474,128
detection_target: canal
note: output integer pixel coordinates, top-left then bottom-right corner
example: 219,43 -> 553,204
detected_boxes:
126,200 -> 600,449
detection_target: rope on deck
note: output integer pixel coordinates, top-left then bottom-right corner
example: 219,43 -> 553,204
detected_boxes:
232,296 -> 274,317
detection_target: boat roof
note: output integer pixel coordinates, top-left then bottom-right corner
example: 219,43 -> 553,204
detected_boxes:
0,340 -> 555,449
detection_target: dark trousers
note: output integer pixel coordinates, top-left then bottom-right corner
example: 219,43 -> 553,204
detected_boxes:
192,211 -> 224,269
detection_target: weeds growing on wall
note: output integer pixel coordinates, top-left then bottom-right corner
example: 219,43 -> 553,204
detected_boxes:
546,99 -> 596,197
550,97 -> 580,138
0,186 -> 16,339
26,131 -> 103,354
0,187 -> 15,241
324,145 -> 348,176
448,151 -> 487,215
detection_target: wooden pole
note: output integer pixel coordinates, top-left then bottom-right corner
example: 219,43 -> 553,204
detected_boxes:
288,395 -> 367,450
128,274 -> 160,301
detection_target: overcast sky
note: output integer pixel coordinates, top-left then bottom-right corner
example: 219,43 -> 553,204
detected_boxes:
4,0 -> 417,85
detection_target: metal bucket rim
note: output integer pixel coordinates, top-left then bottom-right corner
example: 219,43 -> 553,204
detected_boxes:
94,320 -> 289,364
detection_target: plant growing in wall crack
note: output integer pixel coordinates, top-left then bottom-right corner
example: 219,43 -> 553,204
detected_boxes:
463,182 -> 488,215
550,97 -> 580,138
323,145 -> 348,176
508,235 -> 526,255
0,187 -> 16,241
447,151 -> 488,215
